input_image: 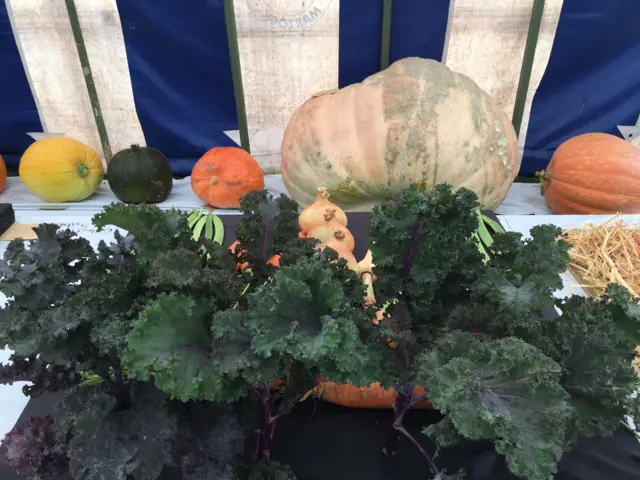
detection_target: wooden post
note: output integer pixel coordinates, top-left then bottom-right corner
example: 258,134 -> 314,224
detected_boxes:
223,0 -> 251,153
380,0 -> 394,70
64,0 -> 112,161
512,0 -> 546,137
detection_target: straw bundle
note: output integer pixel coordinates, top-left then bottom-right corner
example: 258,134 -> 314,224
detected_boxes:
561,214 -> 640,298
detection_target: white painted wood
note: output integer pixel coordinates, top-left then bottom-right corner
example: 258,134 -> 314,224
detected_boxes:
443,0 -> 563,156
5,0 -> 145,163
74,0 -> 146,155
233,0 -> 340,157
5,0 -> 100,153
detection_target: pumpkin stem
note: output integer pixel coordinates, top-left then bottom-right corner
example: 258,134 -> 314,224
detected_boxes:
208,175 -> 219,186
130,144 -> 141,152
76,163 -> 89,178
535,169 -> 551,196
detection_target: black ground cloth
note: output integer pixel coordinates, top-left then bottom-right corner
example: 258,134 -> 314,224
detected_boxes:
3,211 -> 640,479
3,392 -> 640,480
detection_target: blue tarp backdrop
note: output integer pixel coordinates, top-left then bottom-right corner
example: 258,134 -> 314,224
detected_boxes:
1,0 -> 639,177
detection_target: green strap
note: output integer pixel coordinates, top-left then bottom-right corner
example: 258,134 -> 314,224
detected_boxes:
380,0 -> 394,70
512,0 -> 546,138
64,0 -> 112,162
223,0 -> 251,153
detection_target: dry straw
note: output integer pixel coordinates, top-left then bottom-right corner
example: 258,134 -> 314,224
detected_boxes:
561,214 -> 640,298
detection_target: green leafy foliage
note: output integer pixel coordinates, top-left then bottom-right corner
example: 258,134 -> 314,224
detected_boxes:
365,183 -> 639,480
2,185 -> 639,480
0,200 -> 287,479
420,334 -> 570,480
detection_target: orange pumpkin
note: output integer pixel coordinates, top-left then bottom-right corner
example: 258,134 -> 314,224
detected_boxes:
281,57 -> 520,212
191,147 -> 264,209
537,133 -> 640,214
0,154 -> 6,193
316,380 -> 431,409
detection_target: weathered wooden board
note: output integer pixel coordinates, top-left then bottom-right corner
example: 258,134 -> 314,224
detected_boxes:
443,0 -> 563,153
5,0 -> 144,162
74,0 -> 146,154
232,0 -> 340,157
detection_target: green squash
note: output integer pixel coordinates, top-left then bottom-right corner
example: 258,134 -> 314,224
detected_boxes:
107,144 -> 173,204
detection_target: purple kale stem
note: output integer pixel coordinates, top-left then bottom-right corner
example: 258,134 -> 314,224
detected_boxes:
403,220 -> 424,279
409,392 -> 430,407
383,383 -> 440,476
262,217 -> 271,261
396,424 -> 441,477
491,379 -> 524,389
253,386 -> 275,463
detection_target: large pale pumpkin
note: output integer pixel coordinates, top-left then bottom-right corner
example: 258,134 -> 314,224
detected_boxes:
537,132 -> 640,214
19,136 -> 104,202
0,154 -> 6,193
281,57 -> 520,211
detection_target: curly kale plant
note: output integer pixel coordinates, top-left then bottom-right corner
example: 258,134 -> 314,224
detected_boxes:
123,190 -> 383,464
365,184 -> 640,480
2,184 -> 638,480
0,204 -> 253,479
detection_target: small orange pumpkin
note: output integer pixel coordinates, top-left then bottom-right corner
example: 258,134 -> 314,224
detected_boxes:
0,154 -> 6,193
191,147 -> 264,209
537,133 -> 640,214
316,380 -> 431,409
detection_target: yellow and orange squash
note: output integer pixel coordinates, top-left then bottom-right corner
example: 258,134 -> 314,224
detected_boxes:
19,136 -> 104,202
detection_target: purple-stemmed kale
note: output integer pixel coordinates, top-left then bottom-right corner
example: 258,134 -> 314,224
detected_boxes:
365,183 -> 640,480
0,202 -> 290,479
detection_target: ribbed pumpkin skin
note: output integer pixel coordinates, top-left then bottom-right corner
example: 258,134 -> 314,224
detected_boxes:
191,147 -> 264,209
539,133 -> 640,214
107,144 -> 173,204
281,57 -> 520,211
0,154 -> 6,193
19,136 -> 104,202
317,381 -> 432,409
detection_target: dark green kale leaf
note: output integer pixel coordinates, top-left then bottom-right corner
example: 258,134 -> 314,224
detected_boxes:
0,355 -> 81,396
418,333 -> 571,480
530,286 -> 640,441
368,183 -> 485,349
246,459 -> 297,480
54,383 -> 177,480
92,202 -> 194,262
0,224 -> 98,362
145,246 -> 239,305
175,403 -> 245,480
234,190 -> 316,283
447,226 -> 570,336
124,295 -> 244,402
219,252 -> 384,387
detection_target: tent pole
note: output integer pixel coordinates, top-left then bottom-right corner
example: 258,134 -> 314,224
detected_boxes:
380,0 -> 394,70
512,0 -> 546,138
223,0 -> 251,153
64,0 -> 112,162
